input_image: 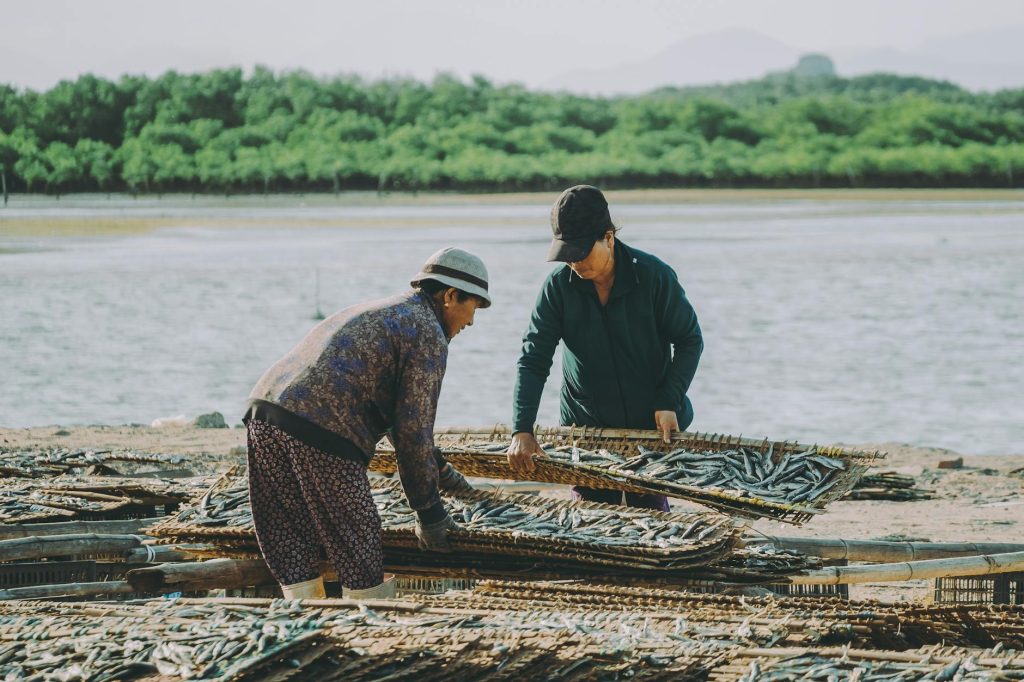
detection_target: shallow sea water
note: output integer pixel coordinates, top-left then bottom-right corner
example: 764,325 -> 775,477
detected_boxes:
1,193 -> 1021,455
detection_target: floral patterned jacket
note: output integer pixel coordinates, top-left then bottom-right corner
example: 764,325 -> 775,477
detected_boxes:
249,290 -> 448,518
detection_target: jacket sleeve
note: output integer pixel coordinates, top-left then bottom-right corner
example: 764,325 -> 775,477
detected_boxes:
512,273 -> 563,434
652,265 -> 703,411
391,329 -> 449,522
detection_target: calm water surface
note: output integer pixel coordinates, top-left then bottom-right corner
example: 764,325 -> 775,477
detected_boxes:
1,194 -> 1021,455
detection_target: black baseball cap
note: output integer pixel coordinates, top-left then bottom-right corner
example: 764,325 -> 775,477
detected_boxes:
547,185 -> 613,263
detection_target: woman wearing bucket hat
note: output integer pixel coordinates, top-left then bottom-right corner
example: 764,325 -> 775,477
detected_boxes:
508,185 -> 703,512
244,247 -> 490,601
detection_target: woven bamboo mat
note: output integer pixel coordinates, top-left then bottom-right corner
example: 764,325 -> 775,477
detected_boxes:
452,581 -> 1024,651
373,426 -> 881,524
148,475 -> 739,573
0,598 -> 723,681
709,647 -> 1024,682
1,591 -> 1020,681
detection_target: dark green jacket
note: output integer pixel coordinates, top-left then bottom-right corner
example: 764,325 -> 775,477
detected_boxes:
513,240 -> 702,433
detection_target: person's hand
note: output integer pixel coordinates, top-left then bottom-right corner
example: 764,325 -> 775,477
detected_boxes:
507,432 -> 542,474
438,462 -> 473,494
654,410 -> 679,443
415,513 -> 458,552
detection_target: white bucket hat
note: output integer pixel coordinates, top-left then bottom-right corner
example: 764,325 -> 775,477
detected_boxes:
411,247 -> 491,308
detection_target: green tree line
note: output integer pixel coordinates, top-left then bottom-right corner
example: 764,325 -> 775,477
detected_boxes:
1,66 -> 1022,194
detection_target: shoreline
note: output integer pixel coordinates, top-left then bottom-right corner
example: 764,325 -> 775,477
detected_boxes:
3,187 -> 1024,208
3,424 -> 1021,603
2,187 -> 1022,239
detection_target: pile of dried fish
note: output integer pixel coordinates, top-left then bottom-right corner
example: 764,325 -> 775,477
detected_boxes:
723,651 -> 1018,682
0,476 -> 207,523
700,546 -> 822,582
0,599 -> 377,680
0,598 -> 726,681
150,475 -> 738,574
0,486 -> 119,522
473,441 -> 850,506
2,588 -> 1023,681
374,429 -> 878,523
448,581 -> 1024,652
0,446 -> 188,478
845,471 -> 934,501
42,477 -> 207,506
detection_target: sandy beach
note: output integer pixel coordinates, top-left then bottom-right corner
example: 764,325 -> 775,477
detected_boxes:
3,424 -> 1020,603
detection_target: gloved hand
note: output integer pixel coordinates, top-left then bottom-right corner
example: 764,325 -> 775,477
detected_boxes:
415,513 -> 459,552
438,462 -> 473,493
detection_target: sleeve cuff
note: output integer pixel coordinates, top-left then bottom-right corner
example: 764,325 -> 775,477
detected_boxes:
652,389 -> 680,412
415,500 -> 448,524
438,462 -> 457,485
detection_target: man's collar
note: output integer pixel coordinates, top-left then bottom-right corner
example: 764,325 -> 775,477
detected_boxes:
565,240 -> 639,300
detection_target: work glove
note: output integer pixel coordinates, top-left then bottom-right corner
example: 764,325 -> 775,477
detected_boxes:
438,462 -> 473,494
415,513 -> 459,553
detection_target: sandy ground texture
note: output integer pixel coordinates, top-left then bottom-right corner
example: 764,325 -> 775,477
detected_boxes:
2,425 -> 1021,603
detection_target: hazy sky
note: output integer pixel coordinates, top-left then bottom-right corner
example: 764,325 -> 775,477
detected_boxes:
2,0 -> 1021,90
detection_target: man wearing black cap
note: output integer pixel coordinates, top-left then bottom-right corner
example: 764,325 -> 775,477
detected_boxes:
508,185 -> 703,511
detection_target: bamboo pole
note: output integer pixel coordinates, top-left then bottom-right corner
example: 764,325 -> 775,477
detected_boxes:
123,544 -> 210,564
126,558 -> 275,593
789,550 -> 1024,585
177,596 -> 423,612
749,535 -> 1024,562
0,534 -> 146,562
0,518 -> 162,540
0,581 -> 136,601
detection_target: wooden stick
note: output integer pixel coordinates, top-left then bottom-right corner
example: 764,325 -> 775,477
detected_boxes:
0,518 -> 163,540
0,581 -> 136,601
749,535 -> 1024,562
126,558 -> 275,593
0,534 -> 146,562
789,549 -> 1024,585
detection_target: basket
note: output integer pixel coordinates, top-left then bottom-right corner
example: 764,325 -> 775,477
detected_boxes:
933,572 -> 1024,605
373,425 -> 880,524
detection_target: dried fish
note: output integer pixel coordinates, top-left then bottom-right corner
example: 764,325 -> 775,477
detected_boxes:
468,441 -> 848,507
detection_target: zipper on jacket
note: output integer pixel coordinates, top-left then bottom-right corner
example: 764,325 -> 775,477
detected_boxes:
599,304 -> 630,425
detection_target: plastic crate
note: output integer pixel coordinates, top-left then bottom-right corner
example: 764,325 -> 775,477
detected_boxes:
933,573 -> 1024,604
0,560 -> 97,588
769,581 -> 849,599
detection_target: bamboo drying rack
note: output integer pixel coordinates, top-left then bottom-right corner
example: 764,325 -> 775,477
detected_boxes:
372,425 -> 882,524
147,476 -> 740,574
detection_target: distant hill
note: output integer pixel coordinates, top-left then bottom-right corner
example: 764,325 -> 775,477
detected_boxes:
647,62 -> 973,108
543,29 -> 801,95
545,27 -> 1024,94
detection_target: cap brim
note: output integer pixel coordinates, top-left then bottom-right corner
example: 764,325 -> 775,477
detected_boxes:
546,236 -> 596,263
411,274 -> 491,308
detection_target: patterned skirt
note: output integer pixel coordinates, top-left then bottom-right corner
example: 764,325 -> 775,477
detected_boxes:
246,419 -> 383,590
